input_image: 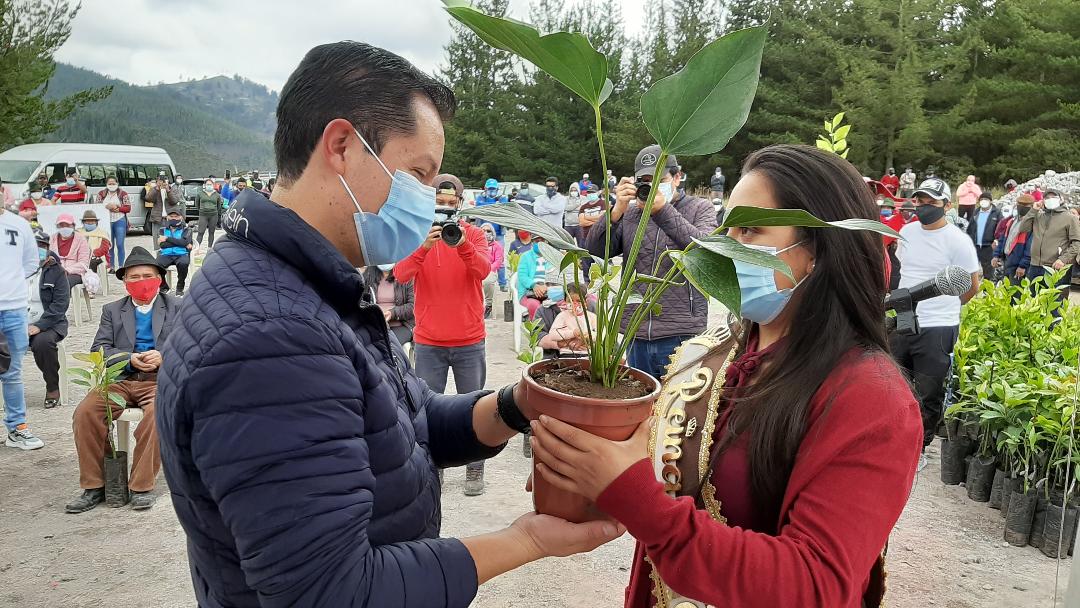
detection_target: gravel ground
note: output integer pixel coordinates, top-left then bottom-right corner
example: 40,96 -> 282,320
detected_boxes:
0,233 -> 1071,607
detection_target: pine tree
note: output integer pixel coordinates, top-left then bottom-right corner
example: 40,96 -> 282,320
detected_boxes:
0,0 -> 111,149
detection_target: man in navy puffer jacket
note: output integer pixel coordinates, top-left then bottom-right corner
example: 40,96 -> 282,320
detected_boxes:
157,41 -> 623,608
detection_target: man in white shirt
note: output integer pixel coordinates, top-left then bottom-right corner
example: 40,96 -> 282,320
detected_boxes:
532,177 -> 568,230
0,205 -> 45,450
891,178 -> 981,469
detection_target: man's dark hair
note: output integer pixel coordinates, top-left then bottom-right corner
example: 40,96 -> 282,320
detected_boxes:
106,174 -> 117,181
65,167 -> 77,176
545,177 -> 558,185
275,41 -> 457,183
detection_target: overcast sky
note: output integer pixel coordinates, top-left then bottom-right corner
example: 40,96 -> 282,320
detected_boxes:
55,0 -> 647,92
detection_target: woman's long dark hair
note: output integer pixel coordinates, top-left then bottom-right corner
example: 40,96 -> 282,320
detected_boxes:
725,144 -> 890,524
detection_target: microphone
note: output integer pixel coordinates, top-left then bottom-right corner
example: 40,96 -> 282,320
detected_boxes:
885,265 -> 971,311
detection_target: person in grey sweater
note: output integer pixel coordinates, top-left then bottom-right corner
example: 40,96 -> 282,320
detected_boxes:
585,145 -> 718,379
563,182 -> 583,240
533,176 -> 568,230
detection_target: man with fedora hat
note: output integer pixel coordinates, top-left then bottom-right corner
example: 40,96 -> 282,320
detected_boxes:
584,144 -> 718,379
66,246 -> 178,513
28,227 -> 69,409
76,209 -> 111,274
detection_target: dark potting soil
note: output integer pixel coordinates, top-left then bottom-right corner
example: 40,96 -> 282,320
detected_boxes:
940,439 -> 967,485
989,468 -> 1005,509
965,456 -> 996,502
1040,503 -> 1078,558
104,452 -> 130,508
533,366 -> 650,400
1004,489 -> 1037,546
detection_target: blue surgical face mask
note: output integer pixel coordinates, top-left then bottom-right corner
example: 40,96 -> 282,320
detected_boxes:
377,263 -> 395,272
83,223 -> 98,231
880,209 -> 893,218
658,182 -> 674,200
38,248 -> 48,261
547,286 -> 565,302
733,241 -> 808,324
339,128 -> 435,267
586,193 -> 599,202
66,178 -> 76,186
486,188 -> 498,198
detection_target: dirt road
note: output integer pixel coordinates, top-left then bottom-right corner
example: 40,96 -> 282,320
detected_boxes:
0,235 -> 1068,607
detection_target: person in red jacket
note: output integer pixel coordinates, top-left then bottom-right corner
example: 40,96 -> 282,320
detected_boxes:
394,173 -> 493,496
880,167 -> 900,195
530,144 -> 922,608
879,198 -> 906,290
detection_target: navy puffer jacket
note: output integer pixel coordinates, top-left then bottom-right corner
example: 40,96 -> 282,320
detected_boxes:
157,190 -> 503,607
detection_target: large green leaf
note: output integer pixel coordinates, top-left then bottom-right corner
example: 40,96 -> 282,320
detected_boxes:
640,26 -> 766,156
443,1 -> 612,106
694,235 -> 793,280
671,249 -> 741,316
458,202 -> 584,251
721,206 -> 901,238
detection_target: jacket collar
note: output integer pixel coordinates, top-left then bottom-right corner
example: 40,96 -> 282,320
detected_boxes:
222,190 -> 366,312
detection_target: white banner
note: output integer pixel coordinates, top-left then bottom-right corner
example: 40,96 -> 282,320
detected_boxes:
36,203 -> 112,236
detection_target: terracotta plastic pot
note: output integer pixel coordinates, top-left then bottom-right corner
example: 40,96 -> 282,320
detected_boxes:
519,358 -> 661,523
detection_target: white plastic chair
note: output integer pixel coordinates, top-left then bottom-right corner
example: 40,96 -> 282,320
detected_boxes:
509,272 -> 528,353
96,264 -> 110,296
166,266 -> 178,291
116,408 -> 143,472
69,284 -> 93,328
57,341 -> 70,406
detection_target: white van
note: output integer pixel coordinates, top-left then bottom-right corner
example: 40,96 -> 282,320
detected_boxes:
0,143 -> 177,232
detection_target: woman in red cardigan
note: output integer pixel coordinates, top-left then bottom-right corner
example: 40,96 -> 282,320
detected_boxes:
530,144 -> 923,608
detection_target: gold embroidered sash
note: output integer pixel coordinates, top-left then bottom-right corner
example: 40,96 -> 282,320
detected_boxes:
646,323 -> 740,608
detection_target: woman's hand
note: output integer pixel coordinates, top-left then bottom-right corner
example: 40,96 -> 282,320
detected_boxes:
510,512 -> 625,559
530,415 -> 651,502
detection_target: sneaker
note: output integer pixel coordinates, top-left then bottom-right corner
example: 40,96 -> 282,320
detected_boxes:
522,433 -> 533,459
484,304 -> 493,319
499,285 -> 508,293
175,288 -> 185,297
65,488 -> 105,514
464,463 -> 485,496
130,491 -> 156,511
6,424 -> 44,450
43,397 -> 61,409
917,453 -> 928,472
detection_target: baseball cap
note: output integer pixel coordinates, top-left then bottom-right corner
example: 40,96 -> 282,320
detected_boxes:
434,174 -> 464,197
978,192 -> 993,201
911,178 -> 951,202
634,145 -> 679,178
56,213 -> 76,225
483,178 -> 499,190
1045,189 -> 1062,197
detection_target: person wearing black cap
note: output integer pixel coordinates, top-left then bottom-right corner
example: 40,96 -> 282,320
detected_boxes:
891,178 -> 981,469
66,246 -> 178,513
515,181 -> 535,204
584,144 -> 718,379
965,192 -> 1002,278
27,228 -> 69,409
395,172 -> 494,496
156,209 -> 193,296
1017,188 -> 1080,303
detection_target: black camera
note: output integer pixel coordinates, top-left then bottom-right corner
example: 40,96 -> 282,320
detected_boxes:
635,180 -> 651,202
434,207 -> 463,246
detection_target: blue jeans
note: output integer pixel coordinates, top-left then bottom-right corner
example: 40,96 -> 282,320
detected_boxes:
1,308 -> 29,431
413,341 -> 487,394
497,266 -> 507,288
111,216 -> 128,267
627,334 -> 694,381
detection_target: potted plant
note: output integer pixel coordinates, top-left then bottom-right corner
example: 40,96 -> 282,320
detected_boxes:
70,348 -> 131,507
444,2 -> 897,522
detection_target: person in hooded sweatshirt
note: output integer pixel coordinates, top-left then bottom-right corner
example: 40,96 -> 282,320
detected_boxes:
395,172 -> 494,497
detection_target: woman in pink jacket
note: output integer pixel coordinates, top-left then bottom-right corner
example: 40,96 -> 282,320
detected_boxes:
49,213 -> 95,295
955,175 -> 982,221
481,222 -> 504,319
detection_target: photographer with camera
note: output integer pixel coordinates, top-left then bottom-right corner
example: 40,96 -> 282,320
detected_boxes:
394,173 -> 493,496
585,144 -> 718,379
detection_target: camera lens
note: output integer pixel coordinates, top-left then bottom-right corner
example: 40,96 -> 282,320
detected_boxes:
635,182 -> 651,202
441,221 -> 463,246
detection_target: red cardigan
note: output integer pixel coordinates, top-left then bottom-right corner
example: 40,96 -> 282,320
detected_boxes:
597,349 -> 922,608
